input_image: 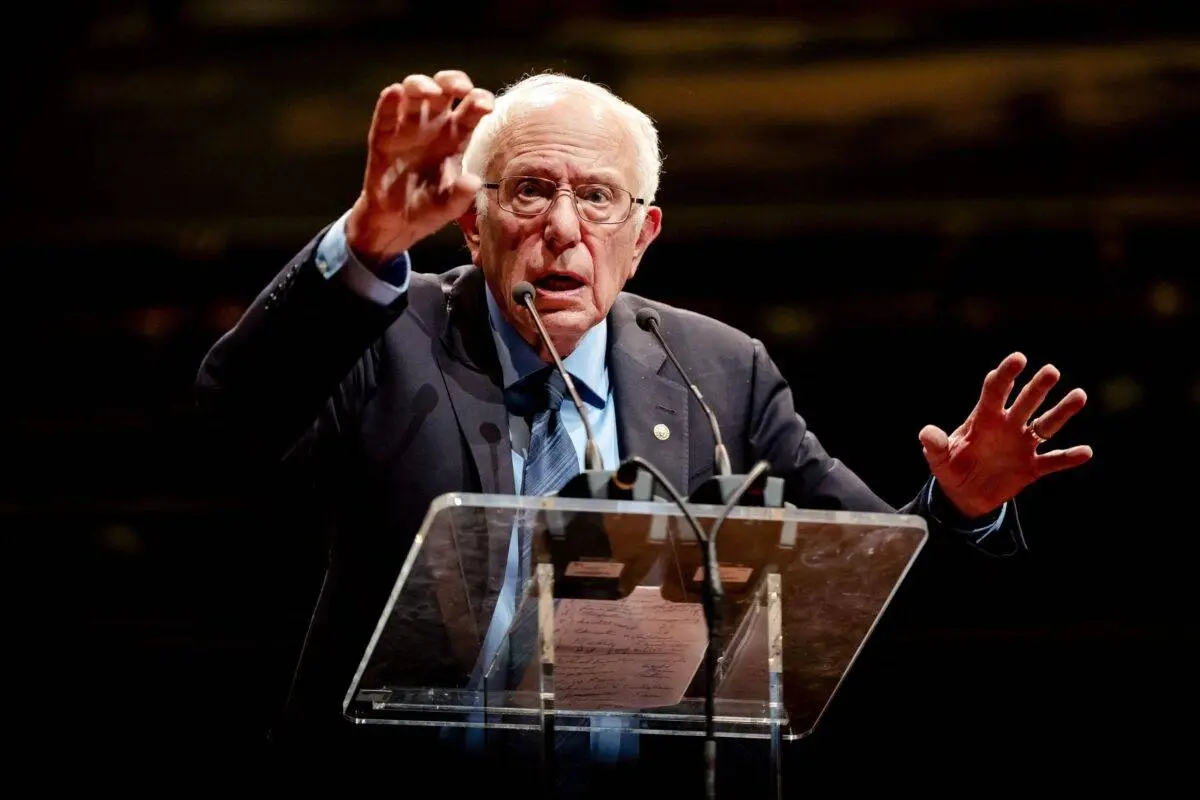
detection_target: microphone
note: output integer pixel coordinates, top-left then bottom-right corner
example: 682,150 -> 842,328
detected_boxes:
512,281 -> 657,601
634,306 -> 784,508
513,281 -> 603,473
636,307 -> 731,476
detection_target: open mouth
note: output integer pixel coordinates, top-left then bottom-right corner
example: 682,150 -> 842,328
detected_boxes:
534,274 -> 585,292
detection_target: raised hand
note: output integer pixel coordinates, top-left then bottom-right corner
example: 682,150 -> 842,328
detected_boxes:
346,70 -> 494,267
918,352 -> 1093,519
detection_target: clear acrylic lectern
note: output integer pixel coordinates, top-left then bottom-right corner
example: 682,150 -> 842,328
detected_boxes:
344,492 -> 926,791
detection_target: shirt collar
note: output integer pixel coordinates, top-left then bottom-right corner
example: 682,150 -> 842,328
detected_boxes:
485,282 -> 608,408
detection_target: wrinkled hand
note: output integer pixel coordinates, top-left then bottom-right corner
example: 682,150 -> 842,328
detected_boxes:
919,352 -> 1093,519
346,70 -> 494,267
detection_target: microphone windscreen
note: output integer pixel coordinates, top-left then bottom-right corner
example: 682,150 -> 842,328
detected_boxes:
635,307 -> 661,331
512,281 -> 536,305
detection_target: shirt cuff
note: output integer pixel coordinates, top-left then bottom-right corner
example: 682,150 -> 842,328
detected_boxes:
315,209 -> 411,304
926,478 -> 1007,537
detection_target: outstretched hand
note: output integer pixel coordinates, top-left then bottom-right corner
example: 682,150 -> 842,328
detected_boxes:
346,70 -> 494,267
919,352 -> 1093,519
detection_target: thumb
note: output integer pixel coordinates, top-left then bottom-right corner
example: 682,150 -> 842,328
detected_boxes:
422,171 -> 481,226
918,424 -> 950,470
441,171 -> 482,220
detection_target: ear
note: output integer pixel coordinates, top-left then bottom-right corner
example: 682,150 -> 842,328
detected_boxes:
627,205 -> 663,279
457,206 -> 483,265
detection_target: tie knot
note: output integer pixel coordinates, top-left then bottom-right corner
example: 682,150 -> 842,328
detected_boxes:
544,369 -> 567,408
506,367 -> 570,416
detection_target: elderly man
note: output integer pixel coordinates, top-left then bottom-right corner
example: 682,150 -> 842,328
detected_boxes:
197,69 -> 1091,766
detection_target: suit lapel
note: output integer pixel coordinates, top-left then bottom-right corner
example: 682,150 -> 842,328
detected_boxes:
432,268 -> 515,666
609,296 -> 691,495
434,268 -> 516,497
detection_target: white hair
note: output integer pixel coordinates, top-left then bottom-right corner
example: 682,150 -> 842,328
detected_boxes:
462,73 -> 662,219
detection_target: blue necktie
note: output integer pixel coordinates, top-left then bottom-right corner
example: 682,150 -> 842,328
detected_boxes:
519,368 -> 580,578
519,369 -> 635,766
522,368 -> 580,497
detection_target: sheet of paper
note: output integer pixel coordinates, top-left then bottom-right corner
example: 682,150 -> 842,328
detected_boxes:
539,585 -> 709,710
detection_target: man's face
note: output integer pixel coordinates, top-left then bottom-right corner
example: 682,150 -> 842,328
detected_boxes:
459,93 -> 662,358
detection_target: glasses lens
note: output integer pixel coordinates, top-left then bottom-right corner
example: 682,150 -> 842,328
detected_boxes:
576,185 -> 630,223
500,177 -> 554,215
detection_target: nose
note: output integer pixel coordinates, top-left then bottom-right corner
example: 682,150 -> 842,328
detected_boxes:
542,190 -> 581,253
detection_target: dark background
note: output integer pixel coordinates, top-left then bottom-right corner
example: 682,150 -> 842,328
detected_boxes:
6,0 -> 1196,789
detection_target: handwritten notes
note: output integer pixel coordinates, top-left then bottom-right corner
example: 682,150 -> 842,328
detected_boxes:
538,586 -> 708,710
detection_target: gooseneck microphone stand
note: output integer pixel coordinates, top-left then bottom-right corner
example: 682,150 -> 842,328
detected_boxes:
635,305 -> 787,799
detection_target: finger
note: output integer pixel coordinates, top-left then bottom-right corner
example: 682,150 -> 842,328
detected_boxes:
365,85 -> 405,186
1006,363 -> 1061,424
918,424 -> 950,470
1029,387 -> 1087,439
432,69 -> 474,99
437,154 -> 461,195
401,74 -> 449,123
408,171 -> 483,228
1034,444 -> 1093,476
976,352 -> 1027,414
442,172 -> 484,217
369,84 -> 404,140
450,88 -> 495,143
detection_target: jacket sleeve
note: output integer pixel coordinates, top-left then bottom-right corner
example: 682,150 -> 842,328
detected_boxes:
194,227 -> 410,466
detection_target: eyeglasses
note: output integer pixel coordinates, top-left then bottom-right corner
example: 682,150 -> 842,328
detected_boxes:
482,176 -> 645,224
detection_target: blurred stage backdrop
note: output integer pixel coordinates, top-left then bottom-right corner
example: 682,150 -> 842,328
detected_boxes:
5,0 -> 1196,787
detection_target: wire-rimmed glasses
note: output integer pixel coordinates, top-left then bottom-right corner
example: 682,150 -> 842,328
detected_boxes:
483,176 -> 645,224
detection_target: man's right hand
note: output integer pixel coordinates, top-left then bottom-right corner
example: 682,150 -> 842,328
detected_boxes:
346,71 -> 494,269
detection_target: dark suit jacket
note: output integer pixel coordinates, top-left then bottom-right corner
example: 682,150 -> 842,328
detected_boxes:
196,229 -> 1024,735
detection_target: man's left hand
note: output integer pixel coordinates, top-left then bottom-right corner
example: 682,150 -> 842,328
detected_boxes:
919,352 -> 1093,519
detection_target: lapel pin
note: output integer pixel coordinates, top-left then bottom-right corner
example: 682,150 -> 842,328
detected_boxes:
653,423 -> 670,441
